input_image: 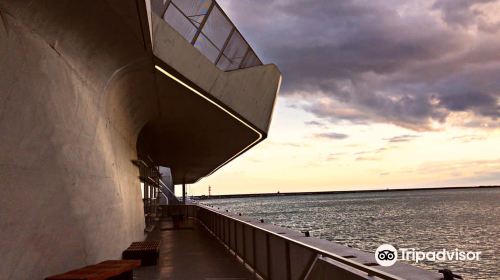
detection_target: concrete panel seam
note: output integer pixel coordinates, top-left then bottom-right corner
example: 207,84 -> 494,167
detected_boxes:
208,73 -> 221,93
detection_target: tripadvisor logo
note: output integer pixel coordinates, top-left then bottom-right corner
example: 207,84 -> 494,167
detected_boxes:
375,244 -> 398,266
374,244 -> 482,267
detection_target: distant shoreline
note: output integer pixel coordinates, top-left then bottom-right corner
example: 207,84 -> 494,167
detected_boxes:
192,185 -> 499,200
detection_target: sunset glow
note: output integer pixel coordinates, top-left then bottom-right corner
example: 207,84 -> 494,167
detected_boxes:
191,0 -> 500,195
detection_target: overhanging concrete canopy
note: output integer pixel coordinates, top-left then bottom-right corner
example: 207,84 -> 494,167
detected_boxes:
138,63 -> 259,184
137,11 -> 282,184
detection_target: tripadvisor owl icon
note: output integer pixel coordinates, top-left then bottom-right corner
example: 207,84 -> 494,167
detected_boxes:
375,244 -> 398,266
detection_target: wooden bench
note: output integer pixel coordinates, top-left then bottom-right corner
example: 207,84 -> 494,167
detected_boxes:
122,241 -> 160,266
45,260 -> 141,280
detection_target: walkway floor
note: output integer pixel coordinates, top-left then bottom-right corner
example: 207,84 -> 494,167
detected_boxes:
134,218 -> 254,280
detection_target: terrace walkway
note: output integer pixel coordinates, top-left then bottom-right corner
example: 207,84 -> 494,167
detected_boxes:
134,217 -> 254,280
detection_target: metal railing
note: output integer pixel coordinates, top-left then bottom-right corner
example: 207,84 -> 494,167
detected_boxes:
133,158 -> 162,231
152,0 -> 263,71
159,178 -> 180,204
194,205 -> 405,280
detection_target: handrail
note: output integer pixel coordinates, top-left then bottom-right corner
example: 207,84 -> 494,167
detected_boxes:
158,179 -> 180,203
197,204 -> 405,280
159,179 -> 177,197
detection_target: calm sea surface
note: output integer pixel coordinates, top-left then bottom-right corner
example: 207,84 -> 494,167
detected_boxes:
203,188 -> 499,280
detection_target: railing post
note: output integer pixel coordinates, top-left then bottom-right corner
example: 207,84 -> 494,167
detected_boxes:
252,227 -> 257,278
266,233 -> 272,280
218,213 -> 221,238
285,242 -> 291,280
234,220 -> 237,253
216,213 -> 219,237
224,217 -> 228,244
242,224 -> 246,264
212,211 -> 215,232
229,220 -> 232,248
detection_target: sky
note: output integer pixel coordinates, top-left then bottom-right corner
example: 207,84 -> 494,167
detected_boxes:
189,0 -> 500,196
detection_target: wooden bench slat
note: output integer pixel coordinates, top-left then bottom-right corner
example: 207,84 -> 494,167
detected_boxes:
45,260 -> 141,280
122,241 -> 160,266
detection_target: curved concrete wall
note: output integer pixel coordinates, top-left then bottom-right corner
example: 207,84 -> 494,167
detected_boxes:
0,0 -> 282,278
0,1 -> 158,278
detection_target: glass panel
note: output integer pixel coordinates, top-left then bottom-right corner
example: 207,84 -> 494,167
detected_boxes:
221,32 -> 248,70
162,0 -> 263,70
164,5 -> 198,42
216,56 -> 232,71
240,50 -> 262,69
194,34 -> 220,63
172,0 -> 212,26
202,7 -> 233,49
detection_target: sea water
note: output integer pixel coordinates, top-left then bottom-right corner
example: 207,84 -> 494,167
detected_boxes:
203,188 -> 499,280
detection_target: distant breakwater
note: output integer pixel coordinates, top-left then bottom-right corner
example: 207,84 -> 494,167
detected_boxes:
192,185 -> 499,200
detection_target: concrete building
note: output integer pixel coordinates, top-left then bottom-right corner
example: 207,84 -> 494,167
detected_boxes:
0,0 -> 279,278
0,1 -> 445,279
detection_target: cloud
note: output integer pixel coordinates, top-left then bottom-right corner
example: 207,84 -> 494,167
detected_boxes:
355,156 -> 380,161
438,91 -> 500,118
354,147 -> 388,155
314,132 -> 349,140
326,152 -> 347,161
304,120 -> 326,127
450,135 -> 486,142
268,141 -> 308,147
278,142 -> 303,147
219,0 -> 500,131
432,0 -> 499,28
326,154 -> 338,161
384,135 -> 420,143
416,158 -> 500,174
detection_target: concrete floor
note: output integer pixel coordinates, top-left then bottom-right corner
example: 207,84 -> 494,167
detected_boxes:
134,218 -> 254,280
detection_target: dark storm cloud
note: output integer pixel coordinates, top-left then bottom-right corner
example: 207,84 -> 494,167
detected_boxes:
314,132 -> 349,140
220,0 -> 500,130
432,0 -> 497,27
439,91 -> 500,117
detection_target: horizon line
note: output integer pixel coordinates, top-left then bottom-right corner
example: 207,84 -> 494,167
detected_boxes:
192,185 -> 500,199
